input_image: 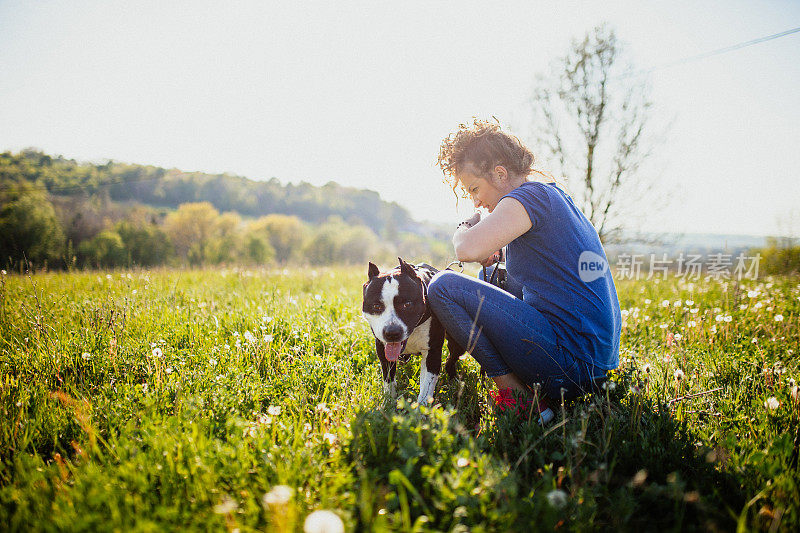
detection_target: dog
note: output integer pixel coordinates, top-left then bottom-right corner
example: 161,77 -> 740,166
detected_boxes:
362,258 -> 465,405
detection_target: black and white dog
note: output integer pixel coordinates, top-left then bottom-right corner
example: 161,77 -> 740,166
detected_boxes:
362,258 -> 465,404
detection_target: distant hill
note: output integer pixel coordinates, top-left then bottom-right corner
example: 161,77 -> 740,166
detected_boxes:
0,149 -> 415,236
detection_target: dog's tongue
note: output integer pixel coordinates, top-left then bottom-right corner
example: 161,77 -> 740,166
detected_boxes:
384,341 -> 404,362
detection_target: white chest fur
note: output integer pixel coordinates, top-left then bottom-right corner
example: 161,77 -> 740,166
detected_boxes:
401,317 -> 431,355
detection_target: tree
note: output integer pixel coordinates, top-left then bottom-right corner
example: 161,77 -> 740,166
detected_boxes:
528,25 -> 656,243
163,202 -> 221,265
115,220 -> 172,266
77,230 -> 126,268
0,190 -> 65,267
250,214 -> 306,264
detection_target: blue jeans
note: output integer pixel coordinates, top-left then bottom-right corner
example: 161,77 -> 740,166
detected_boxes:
427,268 -> 605,400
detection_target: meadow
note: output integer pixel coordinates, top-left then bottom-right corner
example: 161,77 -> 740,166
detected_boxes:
0,267 -> 798,532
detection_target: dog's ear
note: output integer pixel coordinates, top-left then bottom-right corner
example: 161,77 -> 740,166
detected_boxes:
398,257 -> 417,279
368,262 -> 380,280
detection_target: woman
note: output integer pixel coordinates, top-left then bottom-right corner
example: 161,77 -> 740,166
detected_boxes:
427,119 -> 621,419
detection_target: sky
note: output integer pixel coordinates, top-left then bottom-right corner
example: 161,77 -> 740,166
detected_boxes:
1,0 -> 799,236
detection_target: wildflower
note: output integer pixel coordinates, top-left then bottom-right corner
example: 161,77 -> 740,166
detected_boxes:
546,489 -> 568,509
267,405 -> 281,416
642,363 -> 652,374
659,323 -> 668,329
764,397 -> 780,410
690,308 -> 699,314
724,315 -> 732,323
489,388 -> 517,411
687,320 -> 697,327
323,432 -> 336,445
244,330 -> 256,344
314,294 -> 322,301
209,357 -> 218,367
304,423 -> 311,432
751,338 -> 758,344
456,457 -> 470,468
315,403 -> 330,414
264,334 -> 274,343
739,304 -> 748,311
165,367 -> 173,374
673,300 -> 682,307
673,333 -> 682,341
774,314 -> 784,322
601,380 -> 616,392
661,299 -> 670,307
710,325 -> 717,334
213,497 -> 238,514
644,298 -> 652,304
715,314 -> 724,322
754,302 -> 763,309
262,485 -> 293,507
152,347 -> 163,358
303,510 -> 344,533
81,352 -> 92,360
262,315 -> 273,323
747,290 -> 759,298
0,270 -> 5,275
674,369 -> 685,382
685,300 -> 694,306
142,383 -> 148,393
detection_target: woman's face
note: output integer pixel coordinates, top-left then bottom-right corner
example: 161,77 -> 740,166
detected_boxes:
456,169 -> 506,213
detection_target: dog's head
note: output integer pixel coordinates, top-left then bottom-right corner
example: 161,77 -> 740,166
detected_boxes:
362,257 -> 428,362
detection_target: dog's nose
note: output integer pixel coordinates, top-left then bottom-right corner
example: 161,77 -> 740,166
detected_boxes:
383,325 -> 404,342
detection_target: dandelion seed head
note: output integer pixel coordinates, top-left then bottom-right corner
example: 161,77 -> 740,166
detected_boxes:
263,485 -> 293,507
81,352 -> 92,360
303,510 -> 344,533
765,397 -> 779,410
323,432 -> 337,445
267,405 -> 281,416
456,457 -> 469,468
546,489 -> 568,509
774,314 -> 784,322
674,369 -> 685,382
152,347 -> 163,358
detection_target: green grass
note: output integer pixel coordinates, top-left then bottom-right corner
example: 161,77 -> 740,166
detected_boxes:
0,268 -> 798,531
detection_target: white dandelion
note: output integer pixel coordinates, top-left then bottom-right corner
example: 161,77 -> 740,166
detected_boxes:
674,369 -> 685,382
303,510 -> 344,533
81,352 -> 92,360
323,432 -> 337,445
774,314 -> 784,322
267,405 -> 282,416
764,397 -> 780,410
263,485 -> 293,507
546,489 -> 568,509
152,347 -> 163,358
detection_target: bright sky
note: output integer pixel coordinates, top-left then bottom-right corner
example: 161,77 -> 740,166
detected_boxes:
1,0 -> 799,236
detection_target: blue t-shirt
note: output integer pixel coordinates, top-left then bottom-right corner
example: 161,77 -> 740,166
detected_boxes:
502,181 -> 621,371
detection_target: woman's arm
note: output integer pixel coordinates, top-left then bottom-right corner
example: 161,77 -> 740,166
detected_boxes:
453,197 -> 532,263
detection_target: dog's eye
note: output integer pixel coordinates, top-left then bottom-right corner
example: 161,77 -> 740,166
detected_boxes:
371,303 -> 384,312
402,301 -> 414,309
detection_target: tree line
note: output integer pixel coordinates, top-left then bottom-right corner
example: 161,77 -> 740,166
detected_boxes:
0,150 -> 452,270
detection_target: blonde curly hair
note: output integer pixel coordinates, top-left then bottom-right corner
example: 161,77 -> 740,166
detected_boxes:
437,118 -> 535,197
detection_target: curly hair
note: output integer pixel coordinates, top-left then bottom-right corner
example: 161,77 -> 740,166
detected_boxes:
437,118 -> 535,196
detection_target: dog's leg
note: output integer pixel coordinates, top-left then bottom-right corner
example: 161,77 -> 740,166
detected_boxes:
444,332 -> 466,379
377,340 -> 397,398
418,319 -> 445,405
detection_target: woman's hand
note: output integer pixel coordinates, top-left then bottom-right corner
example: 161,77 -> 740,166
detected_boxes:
452,198 -> 531,263
479,250 -> 502,267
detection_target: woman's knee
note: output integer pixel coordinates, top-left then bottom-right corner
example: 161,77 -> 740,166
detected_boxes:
427,270 -> 462,304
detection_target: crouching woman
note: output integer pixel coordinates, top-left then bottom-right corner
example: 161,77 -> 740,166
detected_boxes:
427,119 -> 621,418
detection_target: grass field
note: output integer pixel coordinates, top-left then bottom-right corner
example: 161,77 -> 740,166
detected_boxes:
1,267 -> 798,531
